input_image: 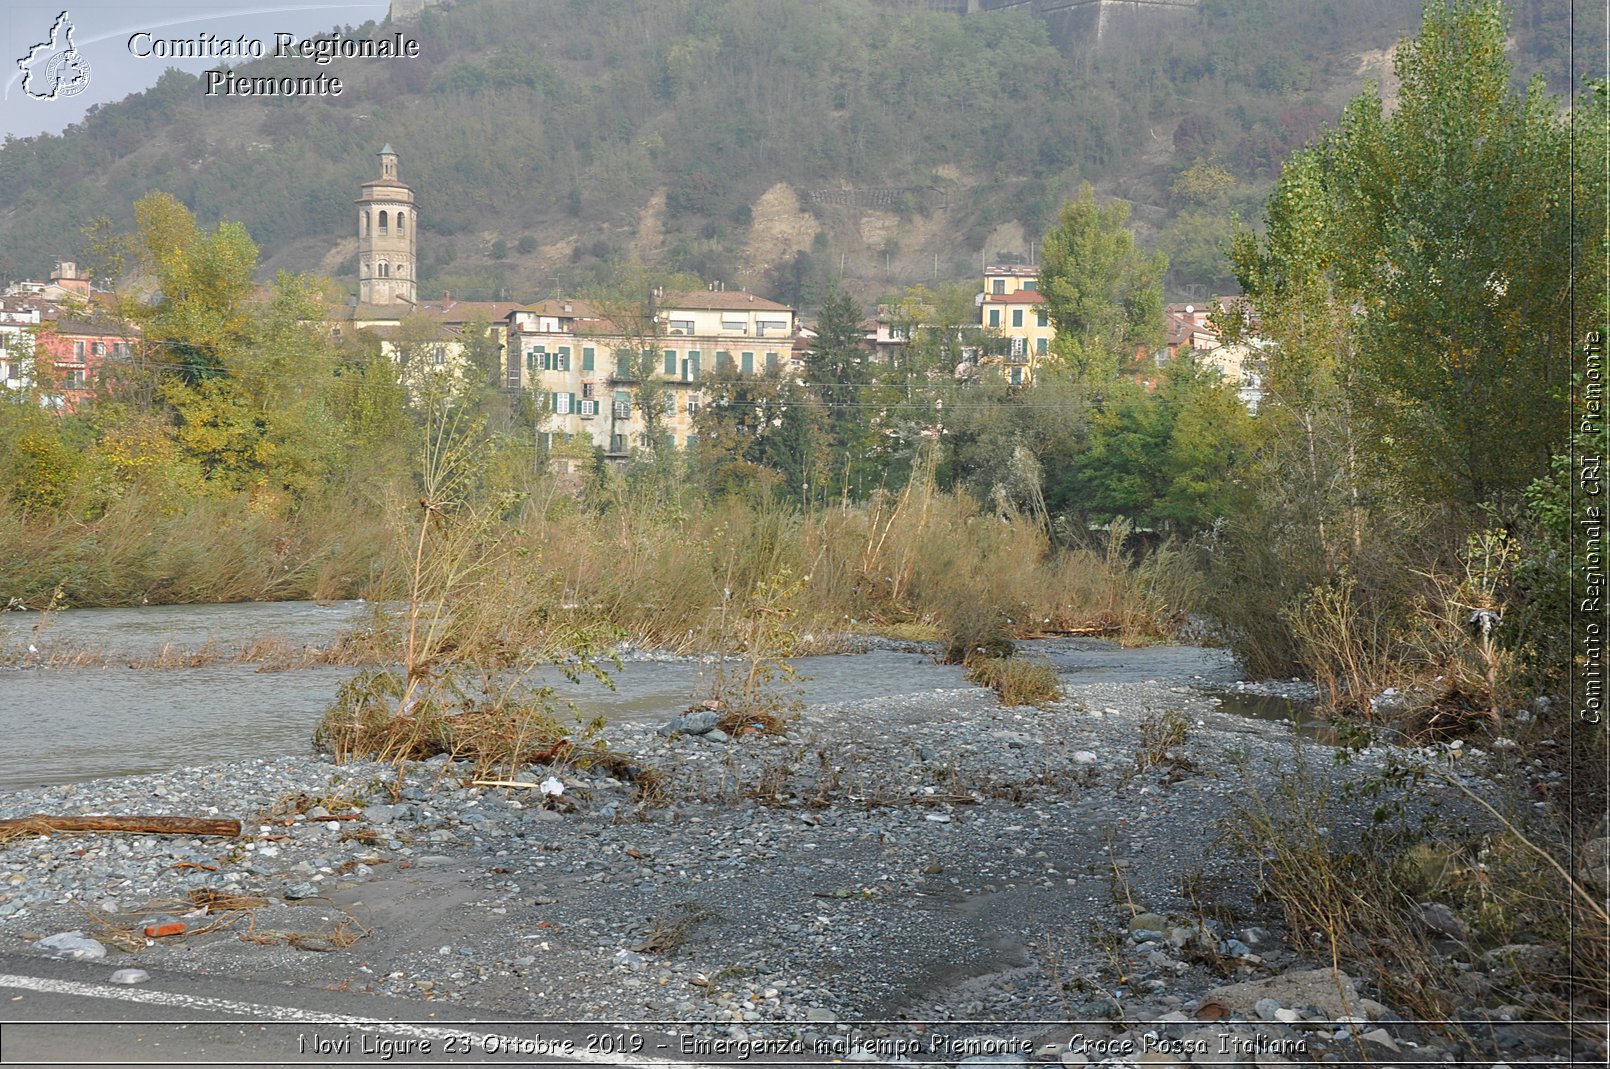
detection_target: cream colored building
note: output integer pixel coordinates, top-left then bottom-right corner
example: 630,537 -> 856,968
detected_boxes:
503,289 -> 796,459
979,264 -> 1055,384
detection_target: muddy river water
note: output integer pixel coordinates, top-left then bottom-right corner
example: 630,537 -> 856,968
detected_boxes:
0,601 -> 1308,790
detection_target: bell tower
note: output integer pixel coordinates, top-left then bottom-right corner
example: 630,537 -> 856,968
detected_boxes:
357,144 -> 416,306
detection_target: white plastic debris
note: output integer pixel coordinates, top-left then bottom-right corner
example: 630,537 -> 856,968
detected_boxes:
36,931 -> 106,960
539,776 -> 565,797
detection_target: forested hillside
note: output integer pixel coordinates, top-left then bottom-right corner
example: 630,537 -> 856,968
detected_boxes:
0,0 -> 1589,302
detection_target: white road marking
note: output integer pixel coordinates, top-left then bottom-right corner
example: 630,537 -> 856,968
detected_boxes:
0,973 -> 721,1067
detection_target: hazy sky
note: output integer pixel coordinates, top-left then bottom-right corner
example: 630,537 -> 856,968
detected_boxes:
3,0 -> 391,139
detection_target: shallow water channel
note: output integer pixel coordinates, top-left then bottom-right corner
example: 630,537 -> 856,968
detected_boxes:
0,601 -> 1310,790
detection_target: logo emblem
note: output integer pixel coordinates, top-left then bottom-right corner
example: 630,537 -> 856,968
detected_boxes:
18,11 -> 91,100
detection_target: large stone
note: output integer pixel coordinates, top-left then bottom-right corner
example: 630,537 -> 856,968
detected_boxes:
1417,901 -> 1470,941
1578,837 -> 1609,891
1203,969 -> 1361,1020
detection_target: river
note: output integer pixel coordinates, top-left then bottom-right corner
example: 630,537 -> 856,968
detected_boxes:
0,601 -> 1308,790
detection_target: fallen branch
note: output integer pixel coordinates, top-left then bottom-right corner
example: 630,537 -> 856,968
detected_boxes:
0,814 -> 241,839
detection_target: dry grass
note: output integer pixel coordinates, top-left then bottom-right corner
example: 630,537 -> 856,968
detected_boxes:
1224,748 -> 1609,1044
632,902 -> 717,955
963,653 -> 1063,707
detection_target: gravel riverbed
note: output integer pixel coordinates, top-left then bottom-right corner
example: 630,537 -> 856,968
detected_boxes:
0,643 -> 1593,1066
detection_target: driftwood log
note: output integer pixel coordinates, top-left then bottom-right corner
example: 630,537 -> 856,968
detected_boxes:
0,814 -> 241,838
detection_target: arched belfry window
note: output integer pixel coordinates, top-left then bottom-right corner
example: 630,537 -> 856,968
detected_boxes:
379,261 -> 390,278
397,211 -> 406,234
379,210 -> 389,232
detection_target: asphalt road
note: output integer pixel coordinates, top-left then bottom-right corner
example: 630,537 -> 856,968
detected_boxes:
0,951 -> 762,1068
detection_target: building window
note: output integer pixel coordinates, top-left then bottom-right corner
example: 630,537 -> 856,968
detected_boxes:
74,340 -> 84,358
988,309 -> 1000,328
554,392 -> 572,415
765,352 -> 779,374
687,398 -> 701,416
581,381 -> 595,399
396,211 -> 406,234
378,261 -> 390,278
741,351 -> 754,375
720,317 -> 745,333
1023,279 -> 1037,291
1036,337 -> 1048,355
1010,367 -> 1023,385
610,433 -> 627,453
582,347 -> 595,371
685,351 -> 701,382
716,351 -> 733,373
612,399 -> 631,419
557,346 -> 571,371
1036,309 -> 1048,328
91,341 -> 104,356
433,345 -> 446,366
1012,309 -> 1024,328
379,210 -> 389,232
669,319 -> 695,336
992,278 -> 1005,295
663,349 -> 677,375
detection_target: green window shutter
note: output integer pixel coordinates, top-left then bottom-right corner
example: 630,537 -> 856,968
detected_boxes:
525,352 -> 536,371
741,352 -> 754,374
582,346 -> 595,371
1012,309 -> 1023,327
988,309 -> 1000,327
1036,310 -> 1048,327
559,346 -> 571,371
664,349 -> 677,375
1036,338 -> 1047,355
766,352 -> 778,374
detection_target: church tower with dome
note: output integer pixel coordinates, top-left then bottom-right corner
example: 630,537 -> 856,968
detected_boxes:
356,145 -> 416,306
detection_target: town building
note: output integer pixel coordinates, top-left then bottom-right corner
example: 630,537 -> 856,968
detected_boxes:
979,264 -> 1054,384
30,317 -> 136,410
501,287 -> 797,461
1161,299 -> 1266,410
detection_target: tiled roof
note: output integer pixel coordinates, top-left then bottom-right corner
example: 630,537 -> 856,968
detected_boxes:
666,290 -> 792,313
515,298 -> 602,319
414,299 -> 519,323
981,290 -> 1046,304
48,319 -> 133,338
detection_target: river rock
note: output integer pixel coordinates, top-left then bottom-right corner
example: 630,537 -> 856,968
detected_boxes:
659,710 -> 721,736
36,931 -> 106,959
1204,969 -> 1361,1020
1418,901 -> 1470,941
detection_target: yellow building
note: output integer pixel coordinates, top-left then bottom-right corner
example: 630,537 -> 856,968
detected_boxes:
979,264 -> 1054,384
503,288 -> 796,460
